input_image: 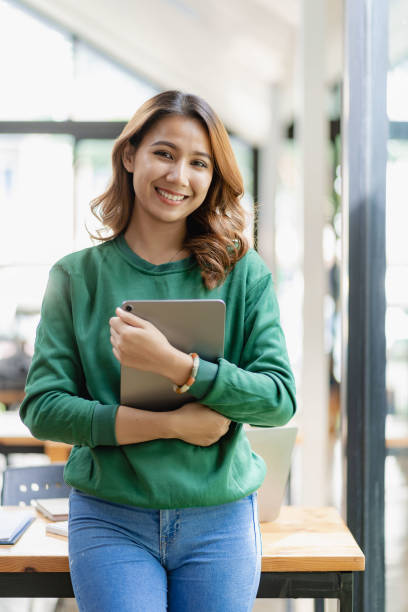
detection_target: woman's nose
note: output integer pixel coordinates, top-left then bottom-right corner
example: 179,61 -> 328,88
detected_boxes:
166,161 -> 189,186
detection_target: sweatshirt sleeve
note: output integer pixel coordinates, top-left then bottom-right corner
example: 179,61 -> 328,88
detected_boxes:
19,264 -> 119,447
190,274 -> 296,426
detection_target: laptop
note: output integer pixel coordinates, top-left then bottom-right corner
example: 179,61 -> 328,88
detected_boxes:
245,425 -> 298,522
120,299 -> 225,411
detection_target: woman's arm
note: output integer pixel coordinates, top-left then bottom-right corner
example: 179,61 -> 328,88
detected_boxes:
20,264 -> 229,447
115,402 -> 230,446
20,264 -> 117,447
189,274 -> 297,427
109,310 -> 231,446
109,274 -> 296,429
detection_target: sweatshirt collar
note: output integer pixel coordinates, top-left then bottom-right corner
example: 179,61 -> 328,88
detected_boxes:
113,234 -> 197,274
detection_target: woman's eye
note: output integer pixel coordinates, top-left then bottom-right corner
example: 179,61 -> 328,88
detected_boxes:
154,150 -> 172,159
192,160 -> 208,168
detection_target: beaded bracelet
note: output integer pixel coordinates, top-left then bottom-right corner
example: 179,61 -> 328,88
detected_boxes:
173,353 -> 199,394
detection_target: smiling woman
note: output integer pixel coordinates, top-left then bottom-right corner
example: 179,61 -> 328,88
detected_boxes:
121,114 -> 214,264
20,90 -> 296,612
90,90 -> 248,287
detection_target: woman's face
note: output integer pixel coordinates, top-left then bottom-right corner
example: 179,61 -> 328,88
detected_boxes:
123,114 -> 214,228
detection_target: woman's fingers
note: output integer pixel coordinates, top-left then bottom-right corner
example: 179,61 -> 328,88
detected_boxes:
109,311 -> 148,366
109,310 -> 146,337
115,307 -> 147,327
109,307 -> 172,373
110,331 -> 119,351
109,316 -> 123,334
110,325 -> 120,341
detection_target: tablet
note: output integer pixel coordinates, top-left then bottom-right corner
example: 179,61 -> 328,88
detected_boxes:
120,299 -> 225,411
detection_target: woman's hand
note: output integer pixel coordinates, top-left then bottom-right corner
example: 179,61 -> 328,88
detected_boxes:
114,402 -> 231,446
110,307 -> 191,383
168,402 -> 231,447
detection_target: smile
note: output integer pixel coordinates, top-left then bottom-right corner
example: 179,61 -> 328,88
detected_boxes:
155,187 -> 188,202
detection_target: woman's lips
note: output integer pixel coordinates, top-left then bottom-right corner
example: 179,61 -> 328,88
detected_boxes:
155,187 -> 189,205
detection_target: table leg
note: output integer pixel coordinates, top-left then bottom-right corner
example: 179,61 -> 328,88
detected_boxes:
338,572 -> 353,612
314,598 -> 324,612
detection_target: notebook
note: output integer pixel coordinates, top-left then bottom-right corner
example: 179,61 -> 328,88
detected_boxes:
245,425 -> 298,522
120,299 -> 225,411
0,508 -> 35,544
33,497 -> 69,521
46,521 -> 68,538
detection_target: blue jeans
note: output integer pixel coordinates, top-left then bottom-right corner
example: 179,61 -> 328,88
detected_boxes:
68,488 -> 261,612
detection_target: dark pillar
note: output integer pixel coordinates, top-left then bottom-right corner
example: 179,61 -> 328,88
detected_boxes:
342,1 -> 388,611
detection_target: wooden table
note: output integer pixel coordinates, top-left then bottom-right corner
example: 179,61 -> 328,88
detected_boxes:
259,506 -> 364,610
0,506 -> 364,610
0,412 -> 72,462
0,390 -> 25,406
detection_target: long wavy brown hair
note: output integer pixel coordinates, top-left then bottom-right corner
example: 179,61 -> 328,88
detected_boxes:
90,90 -> 249,288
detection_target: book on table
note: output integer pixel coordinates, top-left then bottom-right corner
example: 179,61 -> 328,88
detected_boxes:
0,508 -> 35,544
46,520 -> 68,537
33,497 -> 69,521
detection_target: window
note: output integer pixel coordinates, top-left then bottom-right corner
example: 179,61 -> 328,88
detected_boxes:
0,0 -> 256,378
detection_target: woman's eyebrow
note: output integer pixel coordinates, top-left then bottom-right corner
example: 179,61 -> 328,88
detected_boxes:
150,140 -> 212,160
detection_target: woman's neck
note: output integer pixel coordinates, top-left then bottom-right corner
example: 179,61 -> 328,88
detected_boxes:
124,217 -> 189,265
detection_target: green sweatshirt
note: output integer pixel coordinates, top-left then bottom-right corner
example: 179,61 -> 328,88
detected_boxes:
20,234 -> 296,509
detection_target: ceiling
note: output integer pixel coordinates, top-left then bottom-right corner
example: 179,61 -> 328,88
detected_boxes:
19,0 -> 343,145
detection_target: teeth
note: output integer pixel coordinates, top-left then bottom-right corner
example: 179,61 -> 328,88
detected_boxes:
157,188 -> 185,202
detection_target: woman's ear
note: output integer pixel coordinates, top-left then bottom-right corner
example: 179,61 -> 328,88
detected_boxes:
122,142 -> 135,173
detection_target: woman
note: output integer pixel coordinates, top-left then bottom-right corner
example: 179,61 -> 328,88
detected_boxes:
20,90 -> 296,611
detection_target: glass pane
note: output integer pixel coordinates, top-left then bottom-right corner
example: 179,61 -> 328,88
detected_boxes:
0,0 -> 73,120
0,134 -> 74,264
388,0 -> 408,122
386,0 -> 408,601
388,59 -> 408,121
386,140 -> 408,266
74,139 -> 115,251
230,135 -> 255,245
230,135 -> 254,197
386,138 -> 408,428
385,452 -> 408,612
0,265 -> 48,350
72,42 -> 157,121
274,140 -> 303,384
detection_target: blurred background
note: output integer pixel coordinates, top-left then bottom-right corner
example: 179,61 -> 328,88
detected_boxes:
0,0 -> 407,611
